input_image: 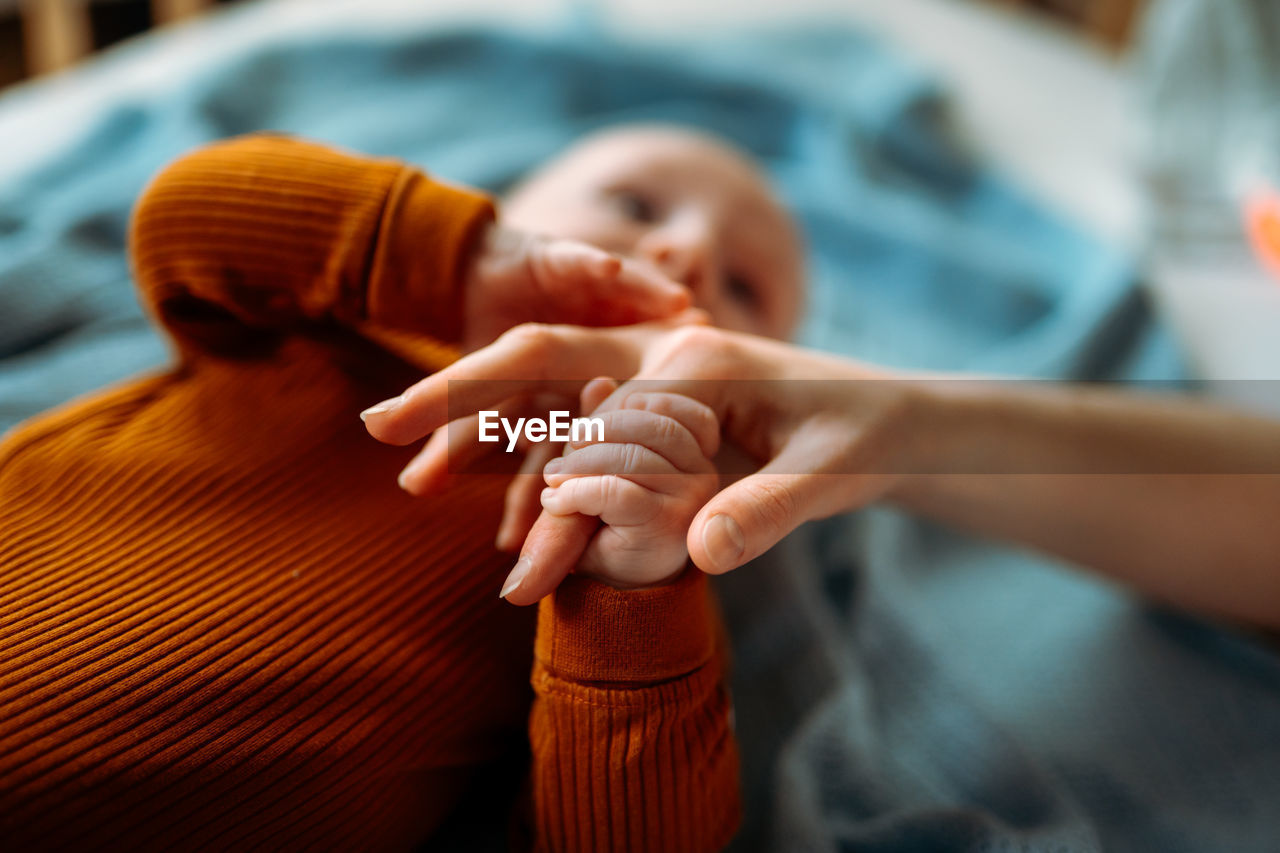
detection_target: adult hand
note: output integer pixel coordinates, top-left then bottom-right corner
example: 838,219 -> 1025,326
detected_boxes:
461,223 -> 691,351
500,327 -> 928,602
363,323 -> 929,604
363,311 -> 710,489
372,315 -> 1280,627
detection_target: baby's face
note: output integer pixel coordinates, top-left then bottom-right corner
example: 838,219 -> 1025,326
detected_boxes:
503,126 -> 804,340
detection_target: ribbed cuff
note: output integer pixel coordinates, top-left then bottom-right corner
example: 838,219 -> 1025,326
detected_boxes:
366,169 -> 495,345
534,568 -> 715,685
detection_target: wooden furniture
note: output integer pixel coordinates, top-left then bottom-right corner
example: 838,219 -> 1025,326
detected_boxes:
989,0 -> 1149,48
2,0 -> 1151,87
17,0 -> 213,76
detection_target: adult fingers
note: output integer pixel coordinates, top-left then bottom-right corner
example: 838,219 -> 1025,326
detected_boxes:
496,441 -> 561,552
396,392 -> 563,494
535,241 -> 692,325
686,438 -> 880,575
494,379 -> 610,549
500,512 -> 598,605
361,317 -> 703,447
396,414 -> 480,495
361,328 -> 591,446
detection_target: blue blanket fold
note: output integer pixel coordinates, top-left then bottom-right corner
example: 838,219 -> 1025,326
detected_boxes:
3,18 -> 1275,853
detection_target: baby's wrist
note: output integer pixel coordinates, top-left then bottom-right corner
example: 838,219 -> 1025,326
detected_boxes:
535,566 -> 715,685
581,559 -> 689,592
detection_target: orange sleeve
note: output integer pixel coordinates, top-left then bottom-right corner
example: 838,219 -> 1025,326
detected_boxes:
529,569 -> 741,852
128,134 -> 495,359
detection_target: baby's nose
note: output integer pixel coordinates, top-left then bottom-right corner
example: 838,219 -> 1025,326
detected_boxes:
640,217 -> 716,292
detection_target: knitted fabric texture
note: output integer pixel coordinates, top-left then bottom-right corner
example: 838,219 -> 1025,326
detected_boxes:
0,136 -> 738,852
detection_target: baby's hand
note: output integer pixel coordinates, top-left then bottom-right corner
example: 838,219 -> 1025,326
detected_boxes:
538,381 -> 721,588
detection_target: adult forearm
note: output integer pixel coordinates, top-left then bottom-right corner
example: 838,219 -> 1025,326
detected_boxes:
891,382 -> 1280,627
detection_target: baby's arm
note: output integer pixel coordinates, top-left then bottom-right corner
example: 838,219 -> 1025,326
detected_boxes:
130,134 -> 492,360
130,135 -> 687,363
525,386 -> 740,851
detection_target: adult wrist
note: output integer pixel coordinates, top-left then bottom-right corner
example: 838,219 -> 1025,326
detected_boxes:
881,377 -> 996,506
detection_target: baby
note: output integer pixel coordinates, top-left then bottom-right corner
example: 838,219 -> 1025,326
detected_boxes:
508,127 -> 803,596
395,125 -> 806,597
502,125 -> 804,342
0,125 -> 804,852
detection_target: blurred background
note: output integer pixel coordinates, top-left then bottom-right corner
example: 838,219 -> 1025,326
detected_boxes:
3,0 -> 1278,406
3,5 -> 1280,850
1,1 -> 1147,87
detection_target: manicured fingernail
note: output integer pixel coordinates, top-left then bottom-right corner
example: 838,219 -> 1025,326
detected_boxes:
360,396 -> 402,421
543,457 -> 563,478
702,514 -> 745,571
397,466 -> 415,492
500,556 -> 533,598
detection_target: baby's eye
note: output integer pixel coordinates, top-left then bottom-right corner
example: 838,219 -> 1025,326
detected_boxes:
608,188 -> 659,224
724,271 -> 760,308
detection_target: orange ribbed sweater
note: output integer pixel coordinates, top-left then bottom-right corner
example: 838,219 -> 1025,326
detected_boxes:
0,136 -> 739,851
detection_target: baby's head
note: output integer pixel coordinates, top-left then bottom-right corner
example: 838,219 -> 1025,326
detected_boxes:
503,124 -> 804,340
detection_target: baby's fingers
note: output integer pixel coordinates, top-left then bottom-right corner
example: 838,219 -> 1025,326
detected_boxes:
618,392 -> 720,460
541,476 -> 664,528
545,442 -> 694,496
565,408 -> 713,474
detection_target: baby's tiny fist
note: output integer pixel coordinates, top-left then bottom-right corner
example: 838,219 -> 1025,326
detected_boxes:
539,391 -> 720,589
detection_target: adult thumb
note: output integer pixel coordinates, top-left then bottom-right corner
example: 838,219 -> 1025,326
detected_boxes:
687,443 -> 876,574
